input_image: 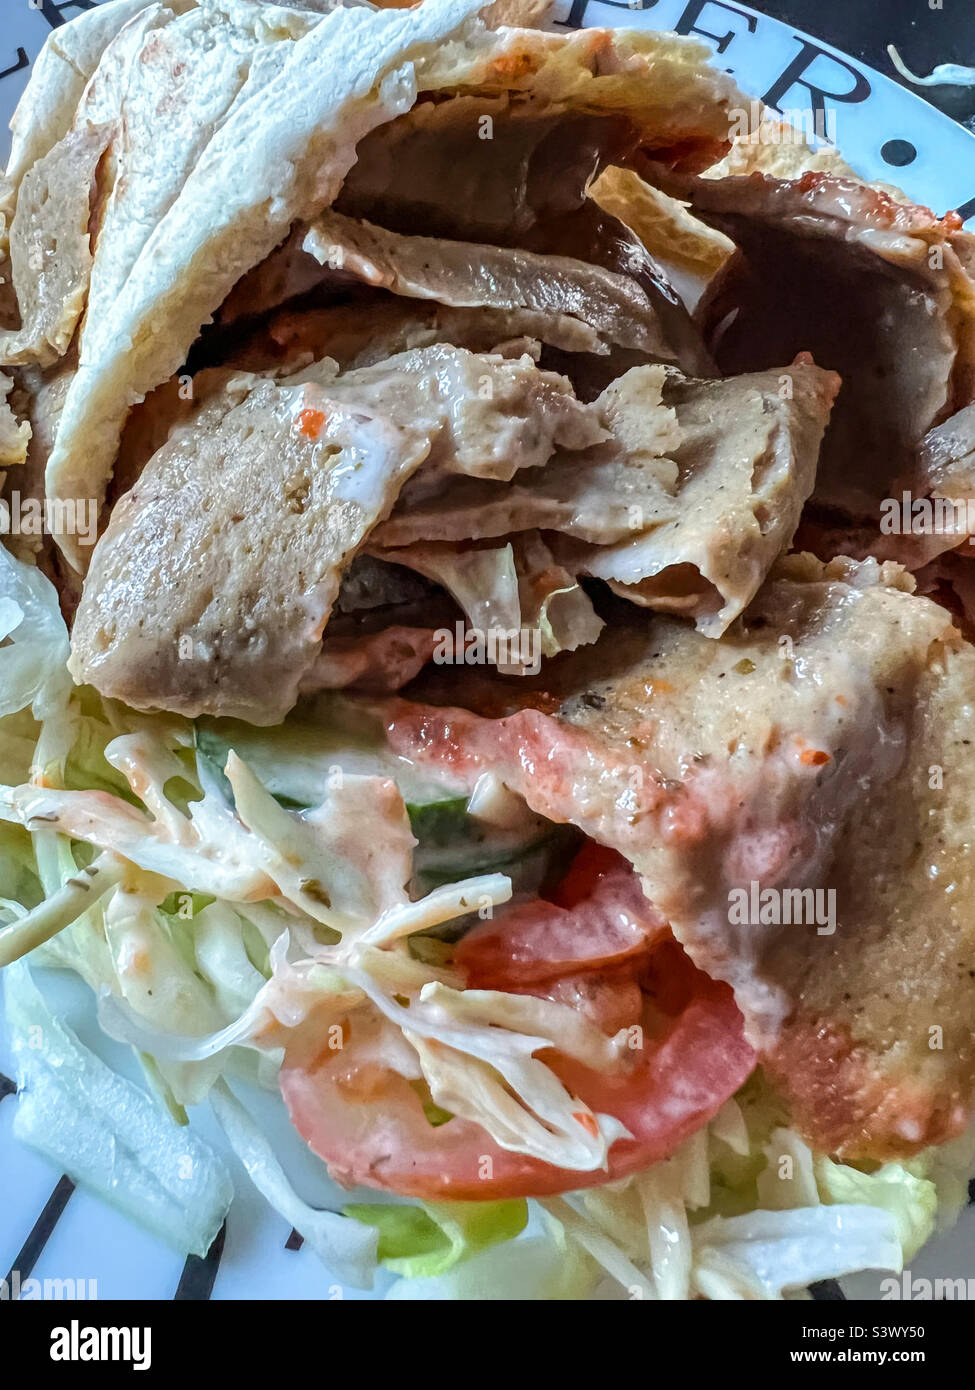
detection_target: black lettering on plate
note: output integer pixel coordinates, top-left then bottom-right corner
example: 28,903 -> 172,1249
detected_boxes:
764,38 -> 871,130
674,0 -> 756,55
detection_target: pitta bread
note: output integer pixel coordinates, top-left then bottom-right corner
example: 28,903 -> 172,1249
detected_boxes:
2,2 -> 173,244
369,0 -> 555,23
42,7 -> 747,571
46,0 -> 496,571
764,635 -> 975,1157
482,0 -> 553,25
0,4 -> 186,368
77,6 -> 303,378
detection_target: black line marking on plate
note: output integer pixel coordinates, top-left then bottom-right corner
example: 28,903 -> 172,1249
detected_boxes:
967,1175 -> 975,1205
174,1221 -> 227,1301
37,1 -> 97,31
557,0 -> 589,31
285,1228 -> 305,1252
0,1071 -> 15,1103
0,48 -> 29,82
956,195 -> 975,225
809,1279 -> 847,1301
4,1176 -> 76,1285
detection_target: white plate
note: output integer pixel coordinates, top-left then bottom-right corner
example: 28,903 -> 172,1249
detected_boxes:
1,0 -> 973,1301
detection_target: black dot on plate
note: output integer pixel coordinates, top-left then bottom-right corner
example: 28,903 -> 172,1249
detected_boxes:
881,139 -> 918,167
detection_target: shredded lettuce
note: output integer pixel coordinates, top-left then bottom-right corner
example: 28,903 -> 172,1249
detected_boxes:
345,1198 -> 528,1278
385,1232 -> 594,1301
210,1081 -> 379,1289
5,960 -> 232,1257
816,1158 -> 937,1261
0,545 -> 70,725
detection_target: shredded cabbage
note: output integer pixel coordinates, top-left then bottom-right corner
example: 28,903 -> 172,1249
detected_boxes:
0,545 -> 70,726
345,1197 -> 528,1278
888,44 -> 975,88
210,1081 -> 379,1290
0,705 -> 634,1174
5,960 -> 232,1257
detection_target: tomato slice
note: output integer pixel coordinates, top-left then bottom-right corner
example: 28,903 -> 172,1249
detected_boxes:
549,841 -> 631,908
545,943 -> 755,1181
525,962 -> 646,1037
454,843 -> 669,989
279,849 -> 755,1200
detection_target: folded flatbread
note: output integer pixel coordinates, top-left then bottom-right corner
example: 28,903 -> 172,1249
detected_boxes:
384,555 -> 973,1158
1,0 -> 165,240
9,4 -> 745,572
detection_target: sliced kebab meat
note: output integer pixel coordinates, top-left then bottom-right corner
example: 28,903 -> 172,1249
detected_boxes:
659,168 -> 975,519
301,210 -> 681,361
18,8 -> 746,573
68,346 -> 604,721
376,358 -> 840,635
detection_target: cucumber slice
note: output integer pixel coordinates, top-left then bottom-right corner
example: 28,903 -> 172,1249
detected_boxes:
405,796 -> 471,846
194,715 -> 576,907
194,706 -> 460,811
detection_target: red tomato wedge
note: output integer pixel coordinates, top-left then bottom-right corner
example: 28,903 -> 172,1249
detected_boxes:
455,843 -> 669,989
550,841 -> 634,907
280,848 -> 755,1199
